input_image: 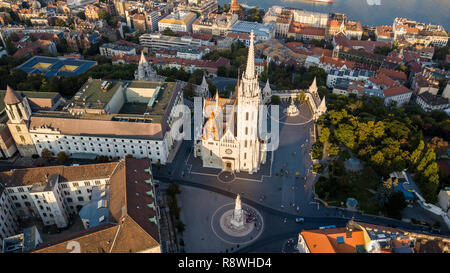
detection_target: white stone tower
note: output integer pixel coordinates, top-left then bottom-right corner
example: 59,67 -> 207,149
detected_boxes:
4,85 -> 37,157
196,74 -> 210,99
236,30 -> 263,174
230,194 -> 244,228
135,52 -> 160,81
262,79 -> 272,103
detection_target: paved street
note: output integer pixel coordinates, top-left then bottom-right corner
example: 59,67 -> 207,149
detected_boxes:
155,102 -> 450,252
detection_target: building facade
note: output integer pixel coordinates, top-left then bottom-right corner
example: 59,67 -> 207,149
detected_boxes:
194,31 -> 267,174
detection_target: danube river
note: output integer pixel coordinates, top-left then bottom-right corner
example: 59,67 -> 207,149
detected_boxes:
219,0 -> 450,30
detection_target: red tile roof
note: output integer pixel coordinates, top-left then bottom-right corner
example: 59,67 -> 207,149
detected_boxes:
383,85 -> 412,97
320,55 -> 355,70
379,68 -> 407,82
369,73 -> 398,88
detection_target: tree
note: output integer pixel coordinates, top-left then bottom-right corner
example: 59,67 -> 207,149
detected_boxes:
97,155 -> 109,163
374,46 -> 393,56
183,83 -> 195,98
176,220 -> 186,234
4,38 -> 17,55
162,28 -> 176,36
384,192 -> 406,219
217,66 -> 227,77
410,140 -> 424,167
327,144 -> 340,157
427,137 -> 448,156
166,182 -> 181,197
56,152 -> 69,163
334,123 -> 356,149
297,91 -> 306,103
319,127 -> 330,143
417,149 -> 436,172
41,148 -> 53,162
271,95 -> 280,105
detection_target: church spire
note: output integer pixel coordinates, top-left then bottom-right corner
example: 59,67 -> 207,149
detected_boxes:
310,77 -> 318,94
244,30 -> 255,80
4,85 -> 23,105
139,51 -> 147,65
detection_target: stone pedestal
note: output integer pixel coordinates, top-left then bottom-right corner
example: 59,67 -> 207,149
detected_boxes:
230,209 -> 244,228
230,194 -> 244,228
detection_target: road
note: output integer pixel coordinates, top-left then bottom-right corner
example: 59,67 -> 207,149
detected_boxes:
156,176 -> 449,252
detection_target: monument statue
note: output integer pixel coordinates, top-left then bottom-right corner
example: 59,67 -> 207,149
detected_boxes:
230,194 -> 244,228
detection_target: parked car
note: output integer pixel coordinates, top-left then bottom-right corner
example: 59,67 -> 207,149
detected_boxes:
295,217 -> 304,223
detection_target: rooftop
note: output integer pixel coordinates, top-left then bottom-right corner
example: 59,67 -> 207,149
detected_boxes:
16,56 -> 97,78
33,158 -> 160,253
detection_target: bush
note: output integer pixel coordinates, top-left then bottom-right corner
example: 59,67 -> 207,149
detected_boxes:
176,221 -> 186,234
41,148 -> 53,162
312,143 -> 323,160
271,95 -> 280,105
56,152 -> 69,163
96,155 -> 109,163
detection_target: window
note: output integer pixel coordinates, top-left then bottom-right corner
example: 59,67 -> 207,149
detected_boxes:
16,126 -> 21,132
246,112 -> 249,120
77,197 -> 84,202
245,127 -> 248,135
67,198 -> 73,203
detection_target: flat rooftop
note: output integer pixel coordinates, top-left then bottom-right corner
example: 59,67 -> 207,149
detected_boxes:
38,79 -> 178,125
72,79 -> 123,109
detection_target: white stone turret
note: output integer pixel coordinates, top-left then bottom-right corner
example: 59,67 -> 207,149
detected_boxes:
135,52 -> 161,82
262,79 -> 272,103
230,194 -> 244,228
196,74 -> 210,99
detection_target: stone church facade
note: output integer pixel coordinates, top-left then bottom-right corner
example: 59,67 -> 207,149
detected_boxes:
194,31 -> 267,174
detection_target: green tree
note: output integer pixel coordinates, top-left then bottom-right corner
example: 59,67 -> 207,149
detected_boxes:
327,144 -> 340,157
417,149 -> 436,172
384,192 -> 406,219
410,140 -> 424,167
297,91 -> 306,102
162,28 -> 176,36
176,220 -> 186,234
56,152 -> 69,163
166,182 -> 181,197
319,127 -> 330,143
271,95 -> 280,105
41,148 -> 53,162
334,123 -> 356,149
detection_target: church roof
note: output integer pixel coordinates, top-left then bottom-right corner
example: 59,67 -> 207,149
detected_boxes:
4,85 -> 23,105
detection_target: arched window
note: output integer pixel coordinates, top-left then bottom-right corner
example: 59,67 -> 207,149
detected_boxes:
20,136 -> 25,142
8,106 -> 15,119
16,126 -> 21,132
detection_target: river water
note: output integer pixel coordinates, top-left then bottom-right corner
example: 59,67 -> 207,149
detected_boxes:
219,0 -> 450,30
